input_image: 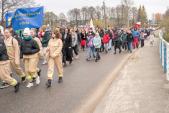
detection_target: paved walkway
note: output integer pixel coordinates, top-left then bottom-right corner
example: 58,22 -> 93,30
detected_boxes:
94,38 -> 169,113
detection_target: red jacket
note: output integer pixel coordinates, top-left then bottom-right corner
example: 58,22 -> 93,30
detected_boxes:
103,34 -> 110,44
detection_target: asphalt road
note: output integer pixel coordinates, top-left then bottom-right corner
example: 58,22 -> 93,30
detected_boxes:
0,50 -> 127,113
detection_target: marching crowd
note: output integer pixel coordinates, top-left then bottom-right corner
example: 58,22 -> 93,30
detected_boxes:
0,25 -> 152,93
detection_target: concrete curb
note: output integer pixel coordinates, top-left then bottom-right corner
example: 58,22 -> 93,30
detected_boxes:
73,51 -> 137,113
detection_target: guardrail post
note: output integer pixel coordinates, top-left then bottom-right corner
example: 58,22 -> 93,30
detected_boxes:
166,44 -> 169,81
164,42 -> 167,73
160,40 -> 162,63
162,40 -> 164,68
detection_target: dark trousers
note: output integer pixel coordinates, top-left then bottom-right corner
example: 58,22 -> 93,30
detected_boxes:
62,48 -> 66,64
122,42 -> 128,50
95,48 -> 101,61
141,39 -> 144,47
72,45 -> 78,56
114,45 -> 121,54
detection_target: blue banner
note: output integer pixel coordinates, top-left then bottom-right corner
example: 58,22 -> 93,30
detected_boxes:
5,12 -> 14,27
12,6 -> 44,30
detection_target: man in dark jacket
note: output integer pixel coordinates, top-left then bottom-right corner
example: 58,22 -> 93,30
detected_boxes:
0,34 -> 20,92
126,30 -> 134,53
114,30 -> 122,54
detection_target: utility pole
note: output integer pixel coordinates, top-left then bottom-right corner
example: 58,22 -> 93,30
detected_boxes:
103,1 -> 107,29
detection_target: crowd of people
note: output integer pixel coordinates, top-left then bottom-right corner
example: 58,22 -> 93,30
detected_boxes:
0,25 -> 152,93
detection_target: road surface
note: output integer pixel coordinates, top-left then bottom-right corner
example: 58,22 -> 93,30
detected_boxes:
0,50 -> 127,113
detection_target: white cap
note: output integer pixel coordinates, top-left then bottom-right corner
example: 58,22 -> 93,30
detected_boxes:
23,28 -> 31,36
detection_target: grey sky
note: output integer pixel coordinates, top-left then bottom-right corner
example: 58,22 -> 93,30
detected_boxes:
36,0 -> 169,19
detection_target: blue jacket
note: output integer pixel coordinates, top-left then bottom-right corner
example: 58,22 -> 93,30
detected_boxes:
132,30 -> 140,38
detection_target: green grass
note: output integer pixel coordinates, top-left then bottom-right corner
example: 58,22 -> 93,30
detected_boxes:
164,32 -> 169,42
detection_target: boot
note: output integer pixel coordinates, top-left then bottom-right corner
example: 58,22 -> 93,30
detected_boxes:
14,82 -> 20,93
37,69 -> 41,77
46,79 -> 52,88
21,76 -> 26,83
58,77 -> 63,83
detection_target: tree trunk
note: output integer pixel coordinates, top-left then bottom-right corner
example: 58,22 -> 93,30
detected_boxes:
1,0 -> 5,27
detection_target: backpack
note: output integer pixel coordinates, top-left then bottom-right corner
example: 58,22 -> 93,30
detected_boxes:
0,35 -> 8,56
12,37 -> 23,58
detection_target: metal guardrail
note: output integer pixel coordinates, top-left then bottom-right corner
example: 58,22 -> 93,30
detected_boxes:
159,30 -> 169,80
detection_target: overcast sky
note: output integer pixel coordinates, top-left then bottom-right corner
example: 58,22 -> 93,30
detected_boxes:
35,0 -> 169,19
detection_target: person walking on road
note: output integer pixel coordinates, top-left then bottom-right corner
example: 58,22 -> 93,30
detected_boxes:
0,34 -> 20,93
140,32 -> 145,48
31,29 -> 43,84
41,25 -> 51,65
60,28 -> 67,67
103,31 -> 110,53
4,29 -> 26,82
108,28 -> 113,51
80,30 -> 86,51
86,29 -> 95,61
126,30 -> 134,53
64,28 -> 73,64
132,28 -> 140,49
114,31 -> 122,54
21,28 -> 40,88
71,29 -> 79,59
121,30 -> 128,51
46,28 -> 63,88
93,32 -> 101,62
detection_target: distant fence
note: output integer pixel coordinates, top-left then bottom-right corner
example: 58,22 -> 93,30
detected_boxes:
159,30 -> 169,80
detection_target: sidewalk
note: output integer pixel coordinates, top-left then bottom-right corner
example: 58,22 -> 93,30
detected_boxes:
93,38 -> 169,113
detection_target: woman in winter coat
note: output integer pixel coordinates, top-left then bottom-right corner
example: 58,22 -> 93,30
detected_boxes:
126,30 -> 134,53
41,25 -> 51,65
64,28 -> 73,64
80,30 -> 86,51
71,29 -> 79,58
86,31 -> 95,61
102,31 -> 110,53
114,31 -> 122,54
93,32 -> 101,62
46,28 -> 63,88
99,29 -> 105,52
140,32 -> 145,47
132,28 -> 140,49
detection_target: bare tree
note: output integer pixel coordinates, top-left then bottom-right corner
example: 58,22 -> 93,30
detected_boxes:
68,8 -> 81,27
121,0 -> 134,27
0,0 -> 34,27
110,7 -> 116,19
130,7 -> 138,24
88,6 -> 96,20
95,6 -> 102,20
81,6 -> 88,23
73,8 -> 80,27
59,13 -> 67,27
116,6 -> 121,26
44,12 -> 58,28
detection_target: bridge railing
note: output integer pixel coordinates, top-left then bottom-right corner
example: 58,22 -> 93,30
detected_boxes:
159,31 -> 169,80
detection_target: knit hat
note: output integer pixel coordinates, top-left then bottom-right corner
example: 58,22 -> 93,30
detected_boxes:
23,28 -> 31,36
